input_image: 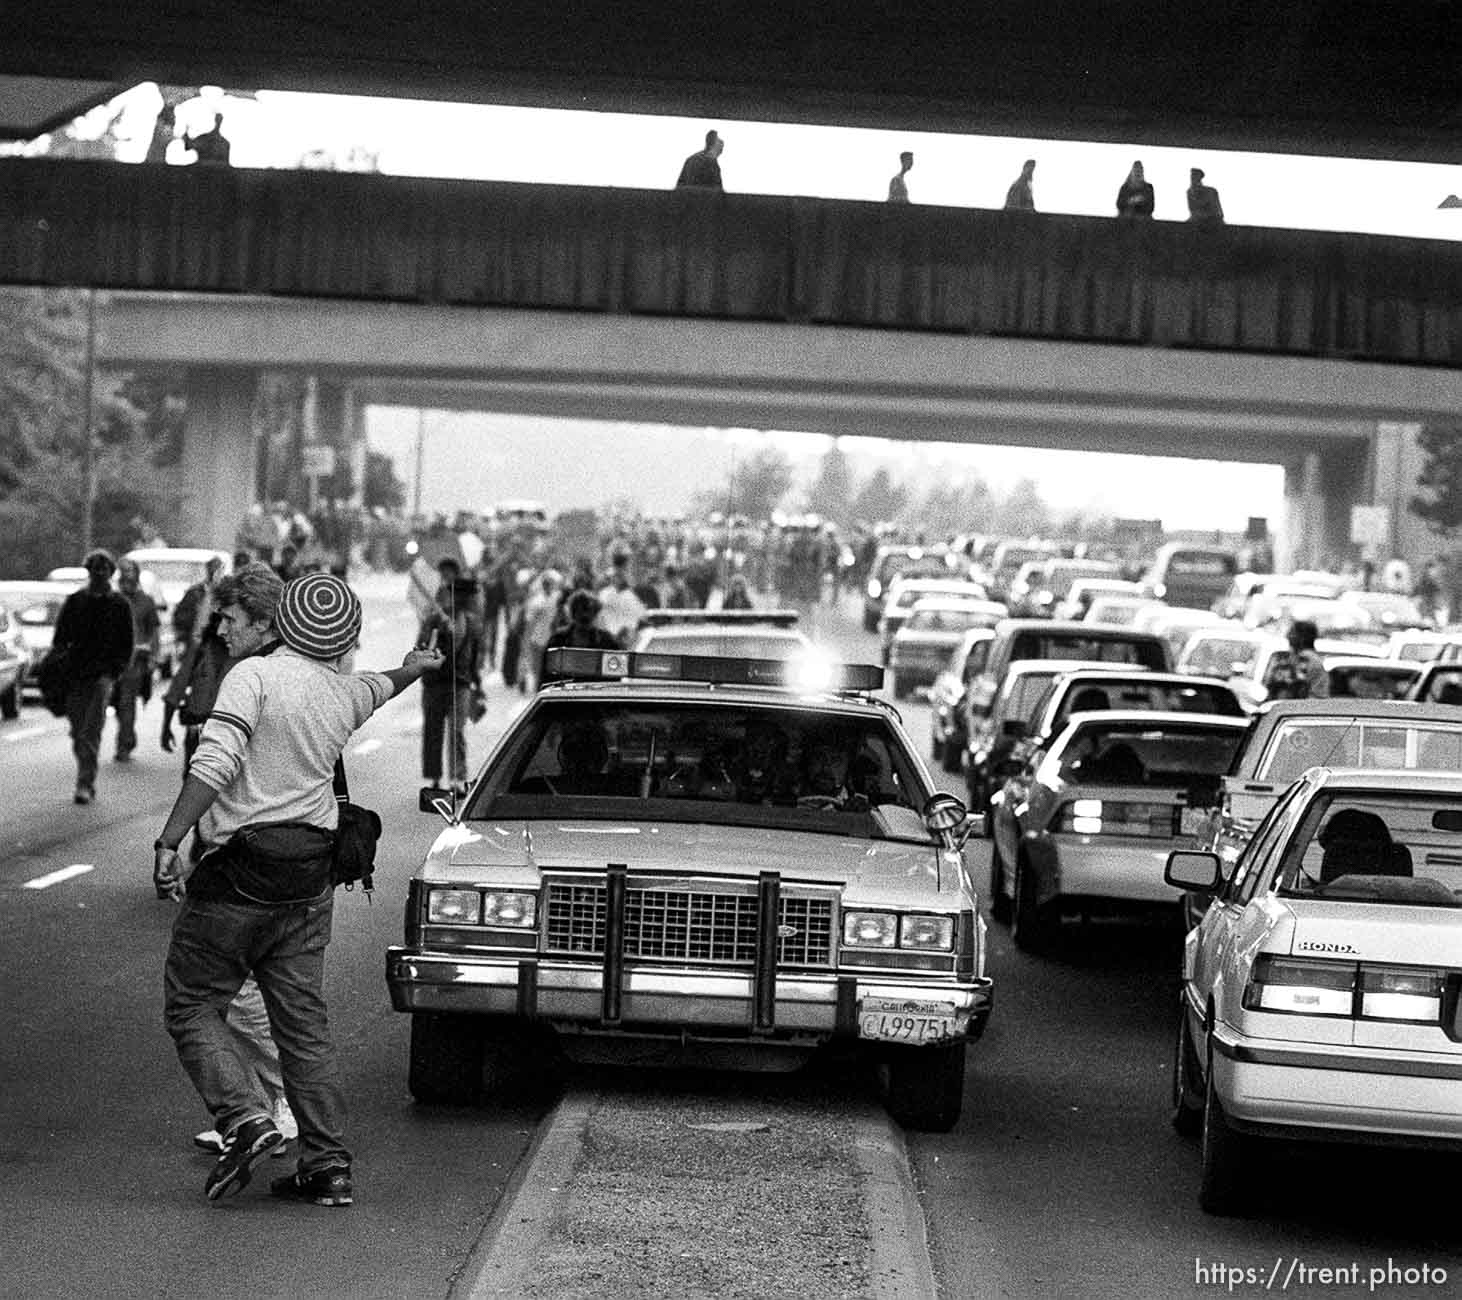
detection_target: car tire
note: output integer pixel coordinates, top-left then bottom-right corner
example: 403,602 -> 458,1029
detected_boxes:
0,680 -> 18,720
1011,855 -> 1054,953
1198,1061 -> 1254,1215
883,1040 -> 966,1132
988,837 -> 1012,925
1170,1005 -> 1204,1137
408,1011 -> 485,1105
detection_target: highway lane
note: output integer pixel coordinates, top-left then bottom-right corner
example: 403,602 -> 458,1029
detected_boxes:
0,574 -> 548,1300
4,582 -> 1458,1298
818,611 -> 1462,1300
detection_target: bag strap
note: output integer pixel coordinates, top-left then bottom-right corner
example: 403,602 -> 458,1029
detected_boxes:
333,755 -> 349,805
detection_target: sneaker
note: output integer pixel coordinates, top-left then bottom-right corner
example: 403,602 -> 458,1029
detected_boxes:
270,1165 -> 353,1208
73,785 -> 93,805
203,1115 -> 283,1201
193,1129 -> 225,1154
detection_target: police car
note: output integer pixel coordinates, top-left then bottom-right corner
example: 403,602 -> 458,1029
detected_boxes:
632,608 -> 813,661
387,647 -> 992,1131
1166,769 -> 1462,1214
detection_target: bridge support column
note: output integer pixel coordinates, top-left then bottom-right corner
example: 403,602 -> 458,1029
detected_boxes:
1282,453 -> 1324,572
180,367 -> 259,552
1371,421 -> 1431,563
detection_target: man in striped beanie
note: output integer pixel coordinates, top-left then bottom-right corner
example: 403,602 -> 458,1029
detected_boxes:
153,572 -> 443,1207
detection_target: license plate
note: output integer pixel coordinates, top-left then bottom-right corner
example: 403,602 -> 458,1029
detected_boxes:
859,996 -> 958,1044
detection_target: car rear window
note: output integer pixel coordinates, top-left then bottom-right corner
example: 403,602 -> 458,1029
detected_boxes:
1258,718 -> 1462,784
1053,680 -> 1242,729
1166,551 -> 1236,577
468,700 -> 928,840
1278,794 -> 1462,906
1057,723 -> 1244,789
1010,630 -> 1166,669
1183,636 -> 1264,676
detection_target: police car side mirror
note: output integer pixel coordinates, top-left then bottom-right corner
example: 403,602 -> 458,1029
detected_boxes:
923,793 -> 979,847
419,786 -> 457,824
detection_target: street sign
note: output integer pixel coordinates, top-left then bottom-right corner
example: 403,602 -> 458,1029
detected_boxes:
302,444 -> 336,477
1349,505 -> 1389,548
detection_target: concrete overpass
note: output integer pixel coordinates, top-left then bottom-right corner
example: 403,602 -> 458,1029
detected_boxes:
97,292 -> 1462,567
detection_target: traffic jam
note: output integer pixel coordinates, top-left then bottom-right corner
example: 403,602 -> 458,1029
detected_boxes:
2,520 -> 1459,1296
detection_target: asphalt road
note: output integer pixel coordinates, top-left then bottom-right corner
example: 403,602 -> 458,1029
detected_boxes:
2,580 -> 1457,1299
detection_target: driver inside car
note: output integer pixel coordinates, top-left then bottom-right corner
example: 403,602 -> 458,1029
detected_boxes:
797,729 -> 871,811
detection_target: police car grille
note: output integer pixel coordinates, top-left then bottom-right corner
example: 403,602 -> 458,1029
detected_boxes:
543,884 -> 833,967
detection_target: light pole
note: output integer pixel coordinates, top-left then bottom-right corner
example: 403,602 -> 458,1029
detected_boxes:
80,289 -> 98,553
413,408 -> 426,520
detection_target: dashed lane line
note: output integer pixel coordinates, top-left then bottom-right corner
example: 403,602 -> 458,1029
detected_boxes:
23,863 -> 94,890
3,725 -> 56,744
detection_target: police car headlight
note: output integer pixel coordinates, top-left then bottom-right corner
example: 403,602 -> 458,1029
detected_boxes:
427,888 -> 482,925
482,891 -> 537,928
843,912 -> 897,948
899,915 -> 955,951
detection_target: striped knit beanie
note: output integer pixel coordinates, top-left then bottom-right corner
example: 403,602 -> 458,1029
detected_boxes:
275,572 -> 362,661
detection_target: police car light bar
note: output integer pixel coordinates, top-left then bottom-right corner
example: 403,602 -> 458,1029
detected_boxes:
639,609 -> 801,629
543,647 -> 883,693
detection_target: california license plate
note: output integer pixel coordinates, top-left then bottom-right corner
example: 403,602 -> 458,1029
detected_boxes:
858,996 -> 958,1044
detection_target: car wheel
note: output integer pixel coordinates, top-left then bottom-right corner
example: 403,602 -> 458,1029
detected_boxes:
0,680 -> 18,720
1011,855 -> 1054,953
1170,1005 -> 1204,1137
988,836 -> 1012,925
1198,1060 -> 1254,1215
408,1011 -> 485,1105
882,1040 -> 966,1132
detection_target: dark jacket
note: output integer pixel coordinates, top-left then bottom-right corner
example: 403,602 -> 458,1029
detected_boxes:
676,152 -> 723,190
53,588 -> 134,682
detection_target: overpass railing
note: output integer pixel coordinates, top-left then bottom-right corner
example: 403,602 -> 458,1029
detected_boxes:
1,159 -> 1457,366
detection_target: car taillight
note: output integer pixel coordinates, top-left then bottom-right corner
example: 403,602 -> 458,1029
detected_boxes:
1055,799 -> 1178,837
1242,954 -> 1355,1016
1359,965 -> 1445,1023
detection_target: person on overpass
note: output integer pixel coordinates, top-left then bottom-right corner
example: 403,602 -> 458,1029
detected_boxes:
1115,160 -> 1155,218
676,129 -> 725,191
183,112 -> 231,166
1186,168 -> 1225,224
1004,159 -> 1037,211
887,151 -> 914,203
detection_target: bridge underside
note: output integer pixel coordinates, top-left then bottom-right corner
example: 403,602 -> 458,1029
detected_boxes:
95,293 -> 1455,570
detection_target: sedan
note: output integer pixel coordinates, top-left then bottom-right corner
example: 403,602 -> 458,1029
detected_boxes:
990,711 -> 1248,951
1166,769 -> 1462,1214
888,598 -> 1005,700
0,604 -> 25,719
928,627 -> 996,775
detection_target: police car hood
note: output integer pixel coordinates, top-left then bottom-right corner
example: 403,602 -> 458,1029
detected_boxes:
421,819 -> 960,905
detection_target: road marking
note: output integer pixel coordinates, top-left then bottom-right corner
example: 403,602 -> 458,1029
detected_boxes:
3,725 -> 52,744
353,738 -> 383,756
23,863 -> 94,890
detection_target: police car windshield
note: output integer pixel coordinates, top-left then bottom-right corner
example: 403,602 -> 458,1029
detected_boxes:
467,700 -> 928,840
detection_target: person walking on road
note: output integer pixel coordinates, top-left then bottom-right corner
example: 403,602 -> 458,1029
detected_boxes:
51,549 -> 134,804
676,129 -> 725,191
153,572 -> 444,1207
417,557 -> 484,796
113,558 -> 160,763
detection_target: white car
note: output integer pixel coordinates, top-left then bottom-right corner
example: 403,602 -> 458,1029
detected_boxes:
633,609 -> 812,661
878,578 -> 994,663
387,647 -> 993,1132
1167,769 -> 1462,1214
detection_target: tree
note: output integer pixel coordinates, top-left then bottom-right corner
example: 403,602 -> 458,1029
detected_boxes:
363,451 -> 407,512
1411,423 -> 1462,537
807,442 -> 854,526
990,477 -> 1052,538
725,448 -> 795,521
851,465 -> 909,526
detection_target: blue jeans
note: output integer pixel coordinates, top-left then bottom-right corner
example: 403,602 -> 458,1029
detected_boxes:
164,889 -> 350,1174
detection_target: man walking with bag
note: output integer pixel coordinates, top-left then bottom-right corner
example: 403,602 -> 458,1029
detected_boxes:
154,572 -> 442,1206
